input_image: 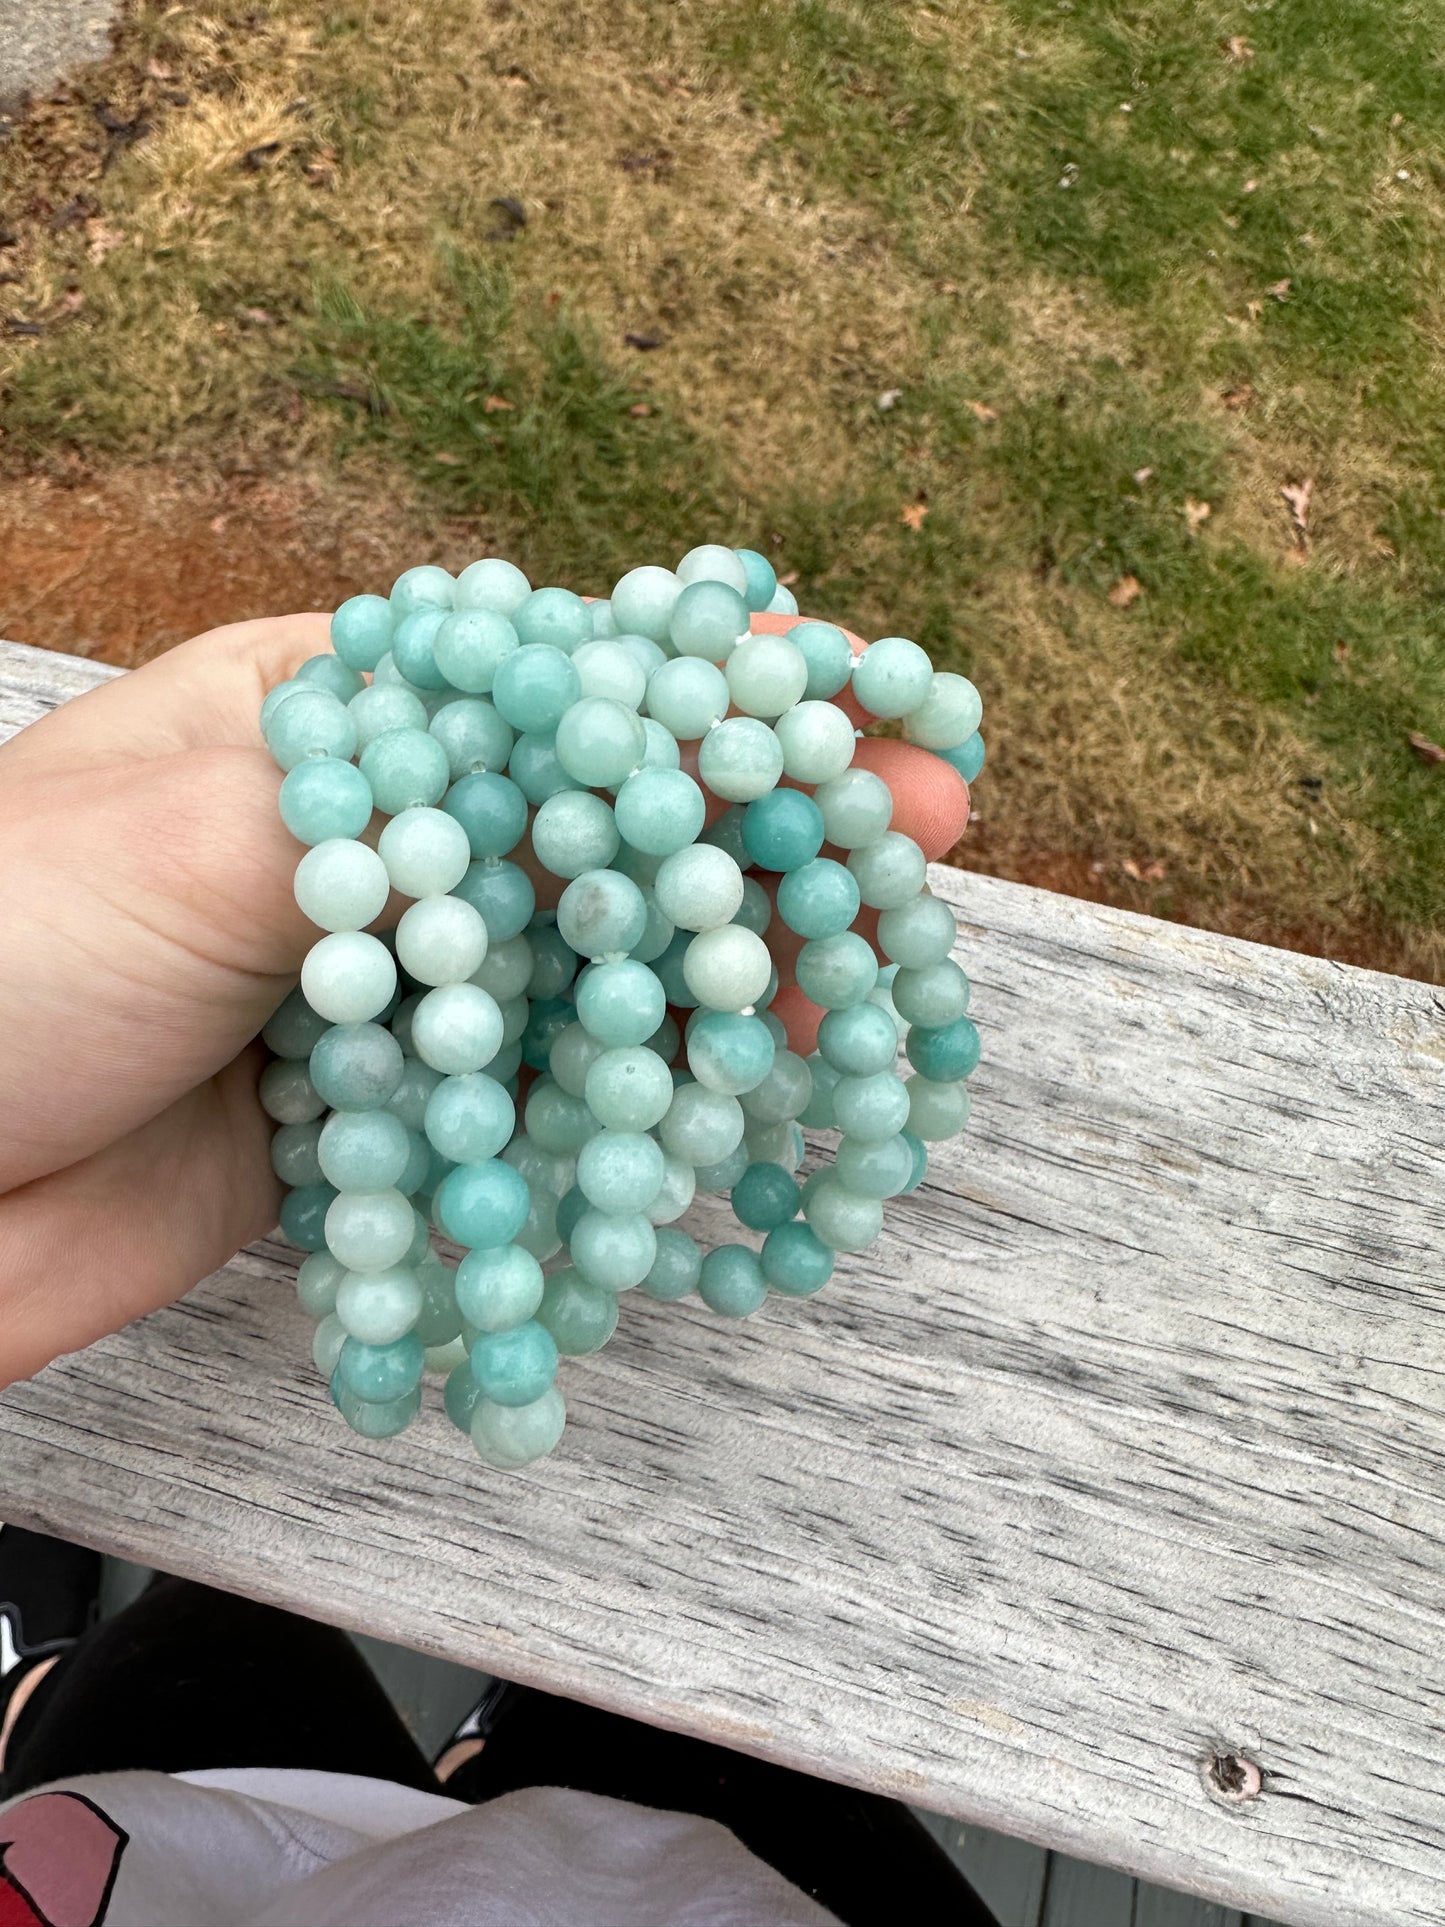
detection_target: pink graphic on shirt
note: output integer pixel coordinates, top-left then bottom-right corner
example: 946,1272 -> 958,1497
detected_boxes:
0,1793 -> 127,1927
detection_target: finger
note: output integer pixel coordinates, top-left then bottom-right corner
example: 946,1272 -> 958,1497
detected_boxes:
849,736 -> 969,860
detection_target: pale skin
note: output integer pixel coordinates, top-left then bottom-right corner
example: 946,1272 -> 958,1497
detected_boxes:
0,612 -> 969,1388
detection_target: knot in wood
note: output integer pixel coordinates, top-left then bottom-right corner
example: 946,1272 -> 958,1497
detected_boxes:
1201,1747 -> 1263,1805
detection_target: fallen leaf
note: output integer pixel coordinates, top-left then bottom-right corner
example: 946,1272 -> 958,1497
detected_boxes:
209,515 -> 228,533
900,502 -> 930,530
1184,498 -> 1212,535
1108,574 -> 1142,607
938,281 -> 960,295
1133,465 -> 1154,485
1121,858 -> 1168,882
84,219 -> 124,261
482,394 -> 515,412
144,58 -> 175,80
1268,277 -> 1292,301
1242,178 -> 1258,193
238,305 -> 277,326
1333,638 -> 1349,662
877,387 -> 903,411
1224,35 -> 1255,60
1406,731 -> 1444,764
57,290 -> 85,315
1281,477 -> 1313,542
485,195 -> 528,241
966,398 -> 998,422
1221,383 -> 1254,410
624,330 -> 666,351
628,401 -> 652,417
240,141 -> 282,171
1245,299 -> 1264,321
433,452 -> 463,465
778,570 -> 799,587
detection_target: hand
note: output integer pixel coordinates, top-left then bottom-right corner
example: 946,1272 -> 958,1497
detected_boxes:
0,611 -> 968,1385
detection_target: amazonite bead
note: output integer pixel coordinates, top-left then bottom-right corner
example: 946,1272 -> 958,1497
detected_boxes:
906,1014 -> 981,1082
804,1182 -> 883,1253
471,1386 -> 566,1467
645,657 -> 727,738
271,1120 -> 323,1188
759,1008 -> 788,1049
301,932 -> 397,1025
572,638 -> 647,709
818,1002 -> 899,1077
282,1182 -> 336,1250
611,564 -> 680,642
891,958 -> 970,1028
671,579 -> 749,661
659,1082 -> 745,1166
694,1143 -> 749,1193
698,1244 -> 768,1318
513,586 -> 592,654
877,892 -> 956,969
299,652 -> 365,698
773,700 -> 855,783
263,988 -> 328,1061
335,1380 -> 422,1437
335,1265 -> 422,1344
904,672 -> 983,750
392,608 -> 451,690
294,838 -> 390,932
784,620 -> 851,700
555,1186 -> 588,1244
761,1220 -> 834,1295
811,770 -> 891,851
590,599 -> 619,639
847,832 -> 927,910
339,1328 -> 426,1406
734,878 -> 771,937
726,632 -> 808,719
744,1118 -> 803,1169
584,1046 -> 674,1131
325,1187 -> 415,1271
456,555 -> 531,615
642,1227 -> 701,1300
938,731 -> 985,783
390,563 -> 455,615
639,718 -> 681,772
577,1130 -> 665,1213
867,974 -> 909,1043
318,1109 -> 411,1190
524,1079 -> 596,1156
697,716 -> 783,803
686,1010 -> 775,1095
777,857 -> 860,940
613,769 -> 705,856
414,1260 -> 463,1349
396,895 -> 488,986
435,1156 -> 531,1248
359,726 -> 450,813
491,644 -> 582,735
470,1319 -> 558,1405
654,844 -> 744,932
831,1071 -> 911,1141
385,1059 -> 443,1131
795,933 -> 878,1010
507,732 -> 579,804
536,1269 -> 618,1355
454,858 -> 535,942
554,696 -> 646,788
349,682 -> 429,751
550,1022 -> 606,1097
682,925 -> 771,1013
907,1075 -> 970,1140
833,1132 -> 914,1199
732,1161 -> 801,1231
314,1025 -> 404,1117
557,871 -> 647,960
378,806 -> 471,898
521,1001 -> 576,1073
735,548 -> 777,612
851,636 -> 933,718
532,791 -> 620,879
738,1050 -> 812,1125
766,582 -> 799,616
647,1154 -> 696,1225
455,1243 -> 544,1331
498,994 -> 530,1048
430,698 -> 514,779
433,610 -> 519,692
296,1249 -> 344,1319
401,1132 -> 438,1196
741,790 -> 824,872
331,593 -> 395,670
702,803 -> 749,866
647,1011 -> 680,1060
677,543 -> 749,593
444,1362 -> 482,1433
260,679 -> 304,730
261,1057 -> 326,1125
411,983 -> 504,1074
570,1209 -> 657,1290
265,687 -> 357,771
471,931 -> 533,1002
278,757 -> 375,846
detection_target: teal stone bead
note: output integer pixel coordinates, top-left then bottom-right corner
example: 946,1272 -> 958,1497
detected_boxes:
702,804 -> 750,867
876,892 -> 956,969
339,1330 -> 426,1403
576,1130 -> 666,1213
766,582 -> 799,616
260,678 -> 305,731
414,1259 -> 463,1347
507,731 -> 581,805
470,1319 -> 559,1406
671,579 -> 749,662
777,857 -> 861,941
614,840 -> 663,886
456,555 -> 531,615
261,1057 -> 326,1125
584,1046 -> 674,1131
411,983 -> 504,1074
610,564 -> 680,643
818,1002 -> 900,1077
389,992 -> 424,1056
512,585 -> 593,654
523,1079 -> 596,1156
318,1108 -> 411,1190
800,1055 -> 844,1131
325,1187 -> 415,1271
536,1269 -> 618,1355
677,543 -> 749,593
550,1021 -> 607,1097
279,757 -> 375,846
312,1025 -> 408,1117
555,1185 -> 589,1243
395,895 -> 488,986
760,1220 -> 835,1296
617,630 -> 668,678
906,1014 -> 981,1082
456,1242 -> 544,1331
590,598 -> 620,639
773,699 -> 856,784
491,644 -> 582,734
901,1128 -> 929,1192
741,789 -> 824,872
646,1010 -> 681,1062
726,632 -> 809,719
738,1049 -> 812,1125
348,682 -> 429,751
359,725 -> 450,814
296,1249 -> 344,1319
435,1157 -> 531,1248
454,857 -> 536,942
655,844 -> 744,932
444,1360 -> 482,1434
429,698 -> 514,779
296,653 -> 365,703
265,687 -> 358,771
521,999 -> 576,1072
472,931 -> 534,1002
613,769 -> 705,857
847,832 -> 928,910
294,837 -> 390,932
300,932 -> 397,1025
681,926 -> 772,1013
659,1081 -> 745,1166
281,1181 -> 337,1250
331,593 -> 396,671
645,657 -> 728,739
399,1130 -> 435,1196
832,1131 -> 914,1199
804,1181 -> 883,1253
554,696 -> 646,788
424,1072 -> 515,1165
906,1075 -> 971,1140
903,672 -> 983,750
532,791 -> 620,879
867,972 -> 909,1043
572,638 -> 647,709
744,1117 -> 803,1170
432,609 -> 520,693
498,994 -> 530,1050
639,718 -> 681,772
392,608 -> 452,690
642,1228 -> 702,1300
491,1041 -> 523,1085
891,958 -> 970,1028
557,870 -> 648,960
385,1059 -> 444,1131
938,731 -> 985,783
570,1209 -> 657,1291
335,1380 -> 422,1439
851,636 -> 933,719
262,985 -> 330,1060
378,805 -> 472,898
390,563 -> 455,615
647,1153 -> 696,1224
697,716 -> 784,803
698,1244 -> 768,1318
813,768 -> 893,849
471,1385 -> 566,1468
786,621 -> 854,700
795,932 -> 878,1010
335,1264 -> 423,1344
831,1071 -> 912,1142
271,1120 -> 324,1188
732,1161 -> 801,1231
693,1142 -> 749,1192
729,884 -> 766,944
735,547 -> 778,612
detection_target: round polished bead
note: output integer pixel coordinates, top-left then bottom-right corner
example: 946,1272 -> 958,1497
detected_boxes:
906,1015 -> 981,1082
335,1265 -> 422,1344
697,716 -> 784,803
738,1050 -> 812,1125
378,806 -> 472,898
271,1120 -> 323,1189
795,933 -> 878,1010
659,1082 -> 745,1166
411,983 -> 504,1074
682,926 -> 771,1013
265,687 -> 357,771
847,832 -> 928,910
904,672 -> 983,750
513,586 -> 592,654
726,632 -> 809,719
642,1227 -> 702,1300
414,1259 -> 463,1349
279,757 -> 374,845
900,1128 -> 929,1193
555,1186 -> 588,1245
733,878 -> 771,938
335,1380 -> 422,1438
318,1109 -> 411,1190
639,718 -> 681,772
507,732 -> 580,805
611,564 -> 681,642
590,600 -> 620,639
698,1244 -> 768,1318
301,932 -> 397,1025
734,548 -> 778,612
702,804 -> 750,867
444,1361 -> 481,1434
455,1243 -> 545,1331
390,563 -> 455,615
744,1119 -> 804,1173
760,1221 -> 835,1295
532,790 -> 621,880
281,1182 -> 337,1250
773,700 -> 856,783
396,895 -> 488,985
554,696 -> 646,788
339,1331 -> 426,1406
550,1022 -> 607,1098
818,1002 -> 900,1077
570,1210 -> 657,1290
261,1057 -> 326,1124
471,931 -> 533,1002
732,1161 -> 801,1231
287,656 -> 362,703
867,973 -> 909,1043
613,769 -> 706,856
906,1075 -> 971,1140
435,1157 -> 531,1248
584,1046 -> 674,1131
536,1268 -> 618,1355
263,987 -> 330,1060
294,838 -> 390,932
386,1059 -> 444,1132
331,593 -> 395,671
799,1058 -> 838,1129
654,845 -> 744,932
781,620 -> 850,700
804,1182 -> 883,1253
776,857 -> 860,941
694,1143 -> 749,1193
430,698 -> 514,779
645,657 -> 728,739
296,1249 -> 344,1319
392,608 -> 451,690
454,858 -> 535,943
891,959 -> 970,1028
491,645 -> 582,734
851,636 -> 933,718
686,1010 -> 775,1095
676,543 -> 749,593
833,1132 -> 914,1199
876,892 -> 956,969
325,1187 -> 415,1271
647,1154 -> 696,1225
831,1071 -> 911,1141
456,555 -> 531,615
572,638 -> 647,708
471,1385 -> 566,1467
260,679 -> 304,730
557,871 -> 648,960
939,731 -> 986,783
470,1320 -> 559,1405
433,609 -> 519,693
359,726 -> 450,813
348,683 -> 429,752
576,1130 -> 666,1213
424,1073 -> 514,1165
812,769 -> 892,850
741,790 -> 824,872
523,1079 -> 596,1156
671,579 -> 749,662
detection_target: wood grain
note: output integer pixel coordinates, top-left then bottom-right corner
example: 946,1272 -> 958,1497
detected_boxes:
1,639 -> 1442,1927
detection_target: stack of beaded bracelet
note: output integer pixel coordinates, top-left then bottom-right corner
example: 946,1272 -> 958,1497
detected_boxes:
258,543 -> 984,1467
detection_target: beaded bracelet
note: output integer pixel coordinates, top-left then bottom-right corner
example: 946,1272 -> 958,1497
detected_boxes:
258,544 -> 984,1467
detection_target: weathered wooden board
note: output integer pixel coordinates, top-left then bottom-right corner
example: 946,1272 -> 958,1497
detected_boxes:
1,638 -> 1442,1927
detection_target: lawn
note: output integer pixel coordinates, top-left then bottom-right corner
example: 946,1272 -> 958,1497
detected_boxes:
2,0 -> 1442,978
